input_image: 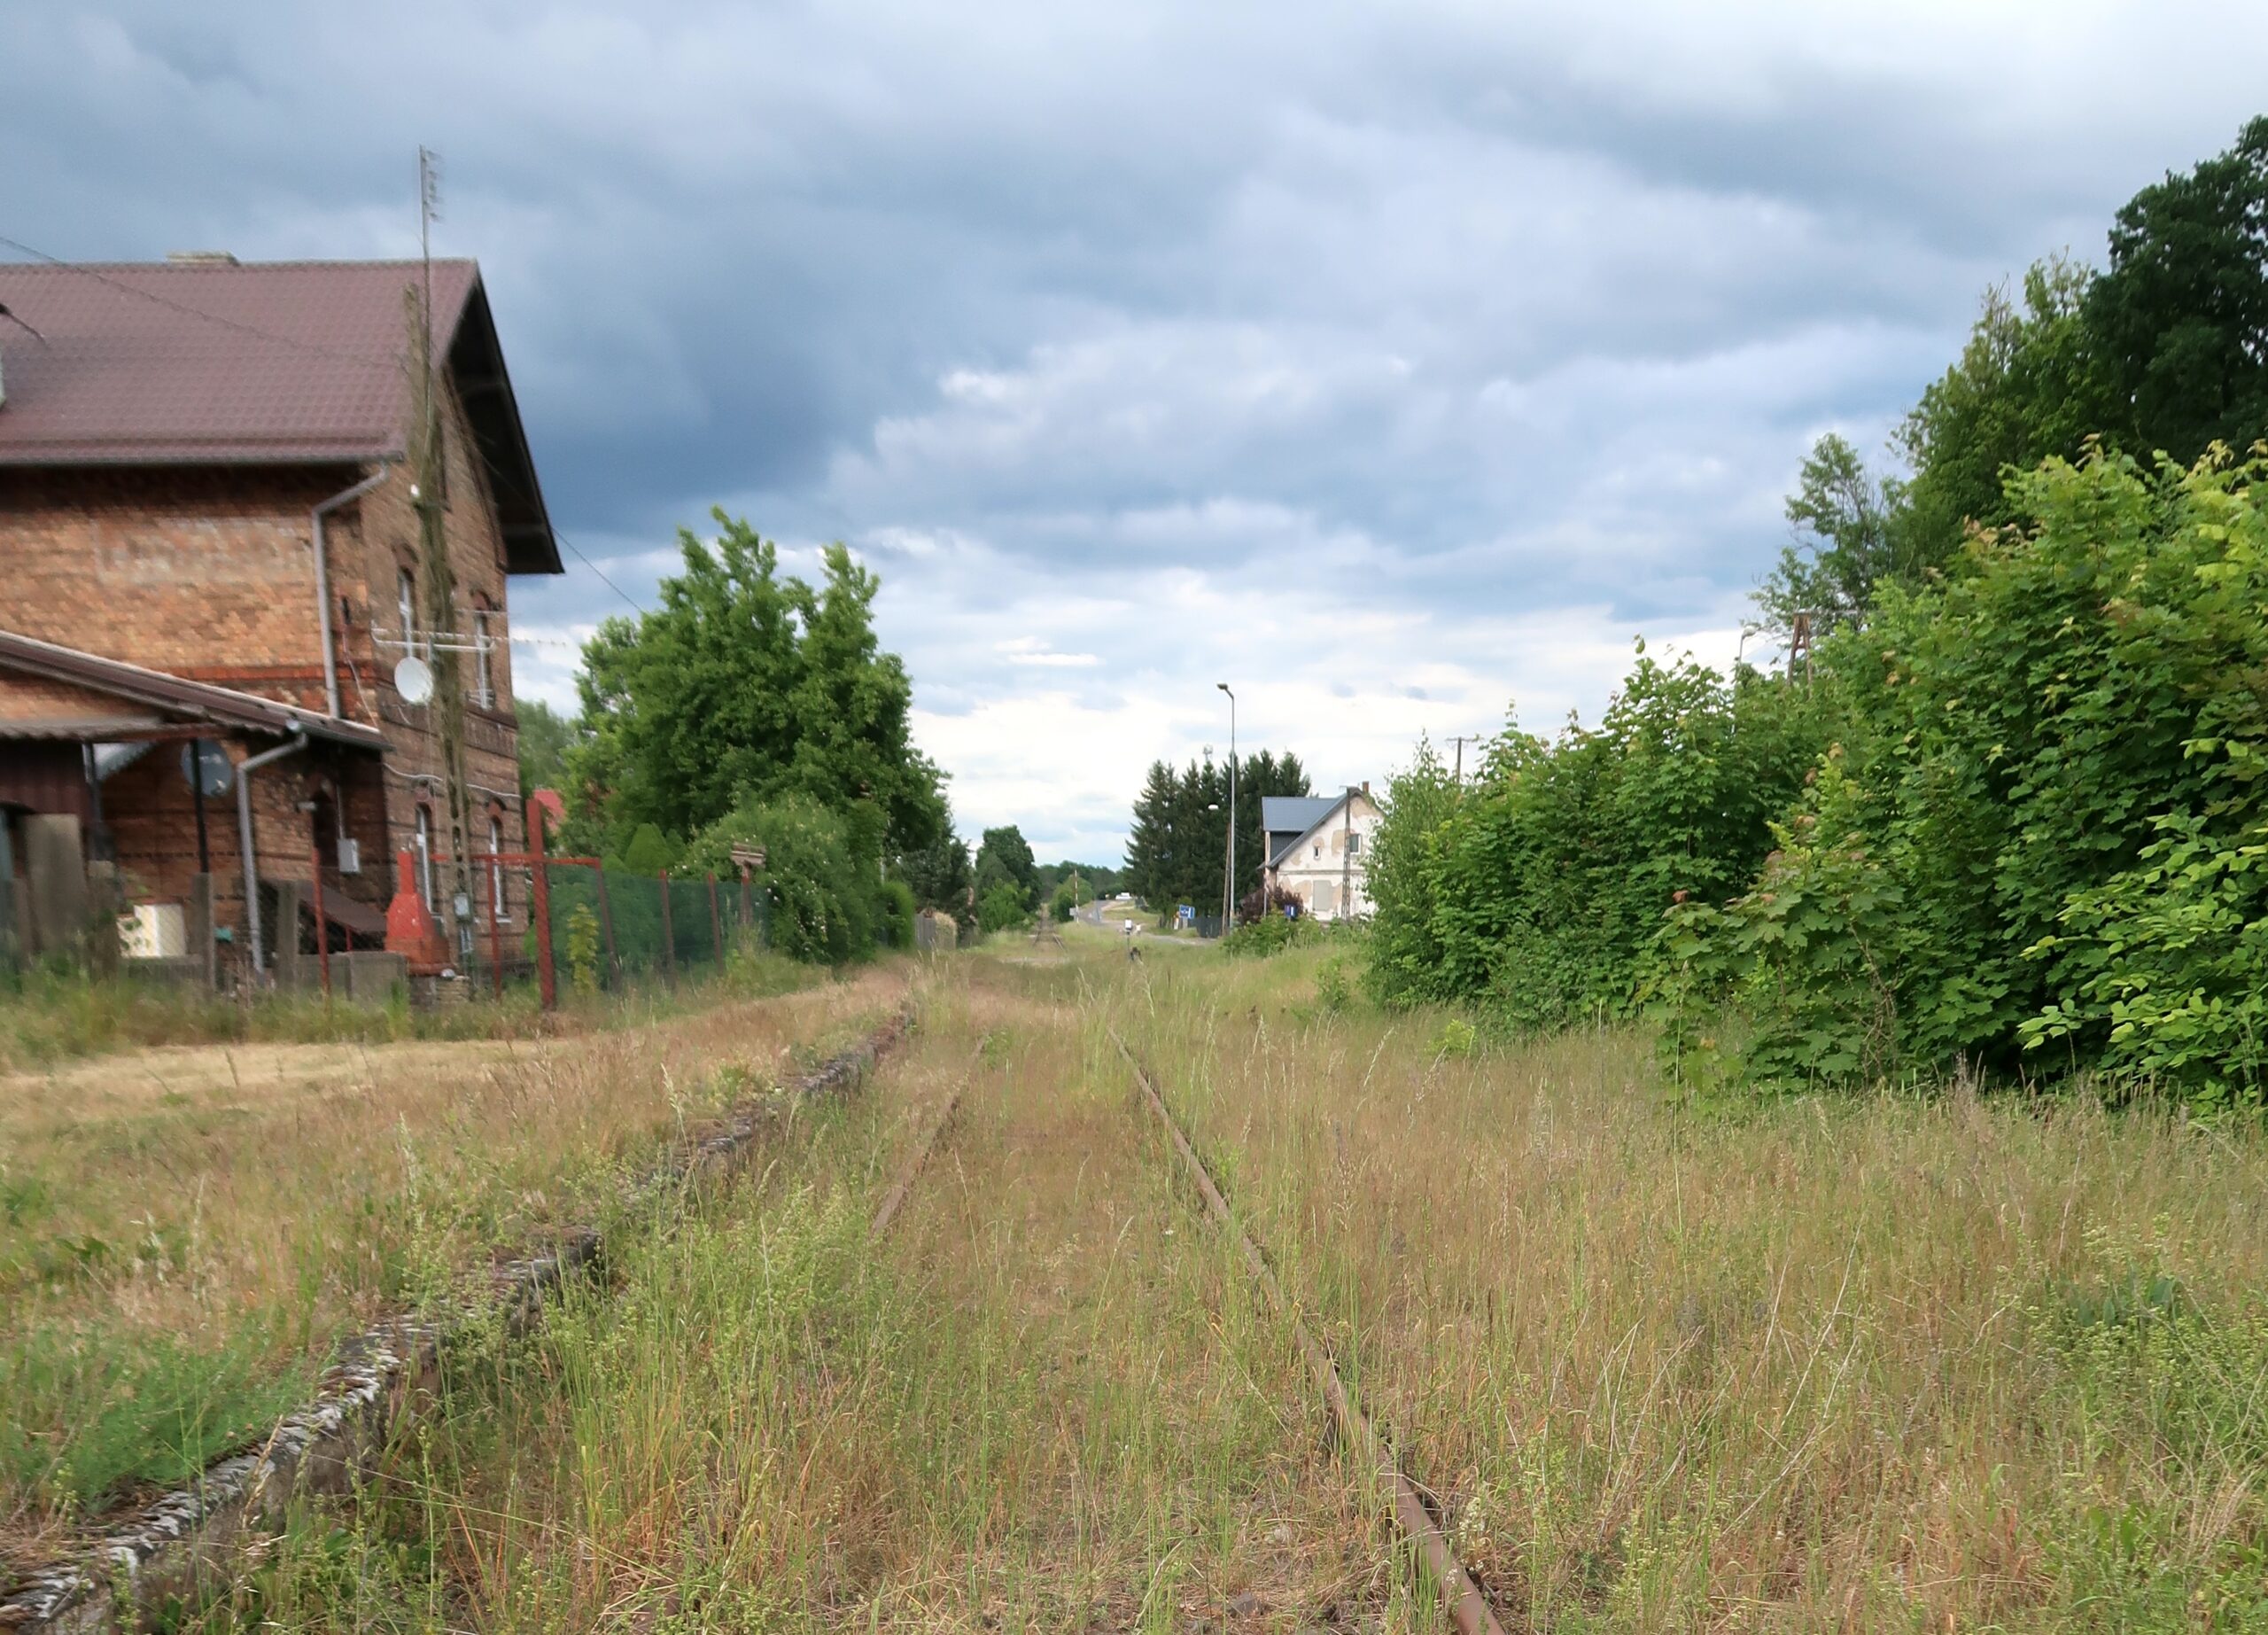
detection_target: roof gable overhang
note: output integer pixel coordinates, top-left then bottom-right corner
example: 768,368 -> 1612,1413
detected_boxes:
0,628 -> 386,751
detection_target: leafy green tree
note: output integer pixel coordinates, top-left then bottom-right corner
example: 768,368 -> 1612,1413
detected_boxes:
1366,654 -> 1832,1027
974,825 -> 1038,910
1898,256 -> 2115,563
899,829 -> 975,935
617,822 -> 680,876
680,794 -> 886,965
2087,117 -> 2268,463
1033,860 -> 1118,902
1755,433 -> 1906,641
515,697 -> 584,801
567,511 -> 945,860
977,881 -> 1030,935
1670,448 -> 2268,1103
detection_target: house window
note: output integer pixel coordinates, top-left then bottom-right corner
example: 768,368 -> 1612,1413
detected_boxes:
489,814 -> 508,917
398,569 -> 417,652
1347,831 -> 1362,855
1312,842 -> 1321,859
414,806 -> 435,908
473,609 -> 493,706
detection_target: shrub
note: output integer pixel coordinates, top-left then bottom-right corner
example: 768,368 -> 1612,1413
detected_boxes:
1661,448 -> 2268,1103
977,882 -> 1030,936
1222,911 -> 1316,959
1366,653 -> 1832,1028
681,796 -> 883,965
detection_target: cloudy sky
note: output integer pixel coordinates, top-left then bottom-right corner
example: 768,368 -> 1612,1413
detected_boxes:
6,4 -> 2264,860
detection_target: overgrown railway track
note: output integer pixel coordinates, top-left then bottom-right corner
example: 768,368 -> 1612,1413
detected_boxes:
2,1009 -> 915,1635
1110,1026 -> 1509,1635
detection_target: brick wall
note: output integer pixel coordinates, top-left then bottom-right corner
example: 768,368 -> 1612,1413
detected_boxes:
0,369 -> 537,963
0,465 -> 346,708
339,378 -> 529,932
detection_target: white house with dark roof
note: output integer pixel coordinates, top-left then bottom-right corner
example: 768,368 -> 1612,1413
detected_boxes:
1260,786 -> 1380,922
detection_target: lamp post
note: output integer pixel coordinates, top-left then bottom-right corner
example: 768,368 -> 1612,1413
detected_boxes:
1217,682 -> 1236,931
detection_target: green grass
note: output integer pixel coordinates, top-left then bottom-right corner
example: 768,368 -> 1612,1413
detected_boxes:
0,965 -> 907,1579
0,946 -> 827,1076
28,932 -> 2268,1630
186,964 -> 1397,1632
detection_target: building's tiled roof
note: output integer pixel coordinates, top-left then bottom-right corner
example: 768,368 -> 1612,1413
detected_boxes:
0,258 -> 560,574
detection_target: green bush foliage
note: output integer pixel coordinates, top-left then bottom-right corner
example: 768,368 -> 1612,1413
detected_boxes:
1220,909 -> 1318,959
681,796 -> 886,965
976,882 -> 1030,936
1366,651 -> 1831,1028
1661,451 -> 2268,1104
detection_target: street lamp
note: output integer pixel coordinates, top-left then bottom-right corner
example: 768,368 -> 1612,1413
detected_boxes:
1217,682 -> 1236,931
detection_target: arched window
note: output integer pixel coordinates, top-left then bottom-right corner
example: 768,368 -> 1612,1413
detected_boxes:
414,805 -> 434,908
488,813 -> 507,917
397,568 -> 417,654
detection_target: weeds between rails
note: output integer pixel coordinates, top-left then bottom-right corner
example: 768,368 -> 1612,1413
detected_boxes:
0,967 -> 909,1597
1107,938 -> 2268,1631
1111,1026 -> 1505,1635
3,1008 -> 915,1633
187,963 -> 1405,1632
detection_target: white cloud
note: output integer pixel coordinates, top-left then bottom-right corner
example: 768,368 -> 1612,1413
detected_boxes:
12,1 -> 2267,857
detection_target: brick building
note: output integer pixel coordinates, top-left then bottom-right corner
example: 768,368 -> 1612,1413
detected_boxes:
0,254 -> 562,978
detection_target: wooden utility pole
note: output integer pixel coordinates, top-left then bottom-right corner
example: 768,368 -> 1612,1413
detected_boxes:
1449,734 -> 1479,784
1340,786 -> 1355,922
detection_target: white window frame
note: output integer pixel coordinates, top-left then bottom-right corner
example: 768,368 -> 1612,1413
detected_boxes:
488,814 -> 508,918
473,610 -> 493,707
414,806 -> 435,908
398,569 -> 417,652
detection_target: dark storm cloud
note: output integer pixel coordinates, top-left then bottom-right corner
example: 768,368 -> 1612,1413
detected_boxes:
5,1 -> 2265,853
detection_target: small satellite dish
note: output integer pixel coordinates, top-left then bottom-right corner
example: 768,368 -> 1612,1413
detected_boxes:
180,741 -> 234,798
393,656 -> 435,705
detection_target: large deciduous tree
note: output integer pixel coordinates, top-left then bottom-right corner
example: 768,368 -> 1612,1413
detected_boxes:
973,825 -> 1038,910
566,511 -> 946,862
2087,116 -> 2268,463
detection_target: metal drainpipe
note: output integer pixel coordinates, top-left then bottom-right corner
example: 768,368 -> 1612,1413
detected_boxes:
237,731 -> 309,978
312,471 -> 389,718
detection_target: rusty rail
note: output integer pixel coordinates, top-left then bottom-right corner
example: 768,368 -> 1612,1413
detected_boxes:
4,1008 -> 914,1634
1109,1029 -> 1507,1635
869,1085 -> 963,1241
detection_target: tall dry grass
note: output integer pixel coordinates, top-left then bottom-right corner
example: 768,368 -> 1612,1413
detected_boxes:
215,961 -> 1418,1633
1115,941 -> 2268,1631
0,961 -> 908,1564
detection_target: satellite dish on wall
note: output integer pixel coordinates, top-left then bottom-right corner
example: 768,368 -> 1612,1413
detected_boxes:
393,656 -> 435,705
180,741 -> 234,798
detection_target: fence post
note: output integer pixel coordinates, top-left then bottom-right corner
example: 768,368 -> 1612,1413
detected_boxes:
594,868 -> 618,988
659,868 -> 675,988
529,805 -> 556,1012
707,872 -> 724,967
